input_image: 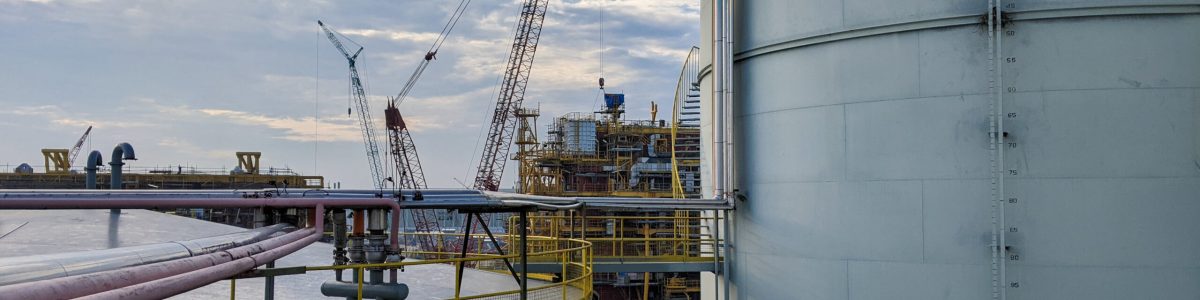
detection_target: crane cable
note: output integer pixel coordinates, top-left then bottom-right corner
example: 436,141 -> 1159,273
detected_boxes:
393,0 -> 472,106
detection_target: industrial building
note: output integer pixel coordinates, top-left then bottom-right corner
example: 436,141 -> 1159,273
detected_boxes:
513,87 -> 707,299
514,93 -> 700,198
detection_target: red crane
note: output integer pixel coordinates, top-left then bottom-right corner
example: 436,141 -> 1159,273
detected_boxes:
388,0 -> 472,252
473,0 -> 548,192
460,0 -> 548,255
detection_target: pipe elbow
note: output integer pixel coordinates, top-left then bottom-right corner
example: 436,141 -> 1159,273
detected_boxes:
110,143 -> 136,165
85,151 -> 103,171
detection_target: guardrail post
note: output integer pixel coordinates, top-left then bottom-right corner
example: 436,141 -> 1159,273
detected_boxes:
520,210 -> 528,300
265,261 -> 275,300
356,267 -> 364,300
561,249 -> 567,300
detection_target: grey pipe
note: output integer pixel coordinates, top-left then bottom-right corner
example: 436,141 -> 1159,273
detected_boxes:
108,142 -> 136,190
321,281 -> 408,300
84,151 -> 103,189
108,143 -> 135,214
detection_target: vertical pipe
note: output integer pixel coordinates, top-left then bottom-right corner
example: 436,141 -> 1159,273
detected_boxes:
353,209 -> 365,236
108,143 -> 135,214
333,209 -> 348,281
711,0 -> 725,200
85,151 -> 102,189
520,210 -> 528,300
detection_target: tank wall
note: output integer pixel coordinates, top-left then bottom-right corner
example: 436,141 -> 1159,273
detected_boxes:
714,1 -> 1200,299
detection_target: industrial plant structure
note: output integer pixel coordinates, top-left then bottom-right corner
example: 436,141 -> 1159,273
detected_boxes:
513,90 -> 707,299
701,0 -> 1200,299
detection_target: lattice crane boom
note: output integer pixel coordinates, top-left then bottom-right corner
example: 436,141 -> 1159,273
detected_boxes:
472,0 -> 549,191
67,125 -> 92,169
385,99 -> 427,190
320,20 -> 386,190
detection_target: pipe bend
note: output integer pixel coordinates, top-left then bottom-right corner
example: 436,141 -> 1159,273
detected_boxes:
110,142 -> 136,164
85,151 -> 103,171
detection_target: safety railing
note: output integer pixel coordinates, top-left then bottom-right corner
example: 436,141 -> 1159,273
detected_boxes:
304,232 -> 593,300
511,212 -> 721,262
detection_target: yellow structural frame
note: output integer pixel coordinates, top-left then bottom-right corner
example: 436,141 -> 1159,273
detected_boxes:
41,149 -> 71,173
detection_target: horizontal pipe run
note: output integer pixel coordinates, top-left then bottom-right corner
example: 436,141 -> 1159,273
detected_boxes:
0,224 -> 291,286
0,188 -> 733,210
0,224 -> 310,299
78,205 -> 325,300
321,281 -> 409,300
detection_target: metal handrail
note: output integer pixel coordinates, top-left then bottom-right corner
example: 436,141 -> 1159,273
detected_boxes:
304,233 -> 593,300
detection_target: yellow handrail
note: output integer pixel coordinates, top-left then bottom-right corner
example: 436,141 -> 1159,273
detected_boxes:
304,232 -> 593,300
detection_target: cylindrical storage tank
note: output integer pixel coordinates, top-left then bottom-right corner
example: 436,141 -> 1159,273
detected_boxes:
702,0 -> 1200,299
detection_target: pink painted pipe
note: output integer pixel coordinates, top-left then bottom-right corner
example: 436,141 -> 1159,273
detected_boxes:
0,226 -> 314,299
0,197 -> 405,296
0,197 -> 401,256
77,205 -> 326,300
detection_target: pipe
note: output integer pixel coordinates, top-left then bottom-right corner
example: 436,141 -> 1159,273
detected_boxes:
84,151 -> 103,189
108,143 -> 135,214
497,199 -> 583,210
78,205 -> 325,300
711,0 -> 725,202
0,196 -> 401,237
0,198 -> 401,296
0,197 -> 402,259
333,209 -> 348,281
0,224 -> 308,299
709,1 -> 736,298
108,142 -> 136,190
0,224 -> 290,286
320,281 -> 408,300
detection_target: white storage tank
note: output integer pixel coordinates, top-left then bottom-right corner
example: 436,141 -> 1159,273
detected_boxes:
702,0 -> 1200,299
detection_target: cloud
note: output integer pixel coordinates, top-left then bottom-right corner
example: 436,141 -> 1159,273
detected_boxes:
338,29 -> 440,44
198,109 -> 360,142
0,0 -> 699,188
3,105 -> 152,129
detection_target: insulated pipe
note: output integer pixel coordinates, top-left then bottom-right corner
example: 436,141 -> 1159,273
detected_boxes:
0,197 -> 402,277
84,151 -> 102,189
79,205 -> 325,300
0,224 -> 310,299
108,143 -> 135,214
0,224 -> 291,286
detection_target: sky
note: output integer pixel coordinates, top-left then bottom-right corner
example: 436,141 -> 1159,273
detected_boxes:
0,0 -> 700,189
